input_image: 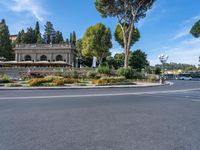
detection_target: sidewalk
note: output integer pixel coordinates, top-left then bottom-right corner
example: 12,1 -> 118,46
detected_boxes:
0,82 -> 171,90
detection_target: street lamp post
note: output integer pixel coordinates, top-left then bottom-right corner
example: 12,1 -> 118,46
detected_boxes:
158,54 -> 169,84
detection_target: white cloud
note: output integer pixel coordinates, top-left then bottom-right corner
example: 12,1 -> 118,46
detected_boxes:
10,19 -> 33,34
182,15 -> 200,25
172,15 -> 200,40
111,48 -> 123,56
9,0 -> 46,21
149,38 -> 200,66
172,27 -> 190,40
136,3 -> 166,29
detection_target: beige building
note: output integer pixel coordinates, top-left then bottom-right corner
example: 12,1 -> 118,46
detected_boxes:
14,44 -> 74,66
10,35 -> 17,43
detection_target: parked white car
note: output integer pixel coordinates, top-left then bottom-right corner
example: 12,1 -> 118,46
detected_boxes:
179,76 -> 192,80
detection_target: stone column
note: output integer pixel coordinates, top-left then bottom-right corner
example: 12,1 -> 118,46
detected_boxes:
19,53 -> 21,61
68,53 -> 72,65
71,52 -> 74,66
15,53 -> 18,61
66,53 -> 68,63
34,53 -> 37,62
67,53 -> 69,64
51,53 -> 53,62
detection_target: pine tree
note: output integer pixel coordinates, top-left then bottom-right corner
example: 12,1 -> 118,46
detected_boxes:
20,30 -> 26,43
16,31 -> 22,44
43,21 -> 56,44
55,31 -> 64,44
24,27 -> 36,44
36,33 -> 43,44
0,19 -> 13,60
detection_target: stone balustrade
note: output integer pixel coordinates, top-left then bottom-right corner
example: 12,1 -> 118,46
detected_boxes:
15,44 -> 72,49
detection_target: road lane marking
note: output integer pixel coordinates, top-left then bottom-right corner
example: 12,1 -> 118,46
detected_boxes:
190,100 -> 200,102
142,94 -> 200,102
0,88 -> 200,100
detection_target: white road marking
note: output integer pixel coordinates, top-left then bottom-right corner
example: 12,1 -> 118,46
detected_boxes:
190,100 -> 200,102
0,88 -> 200,100
142,94 -> 200,102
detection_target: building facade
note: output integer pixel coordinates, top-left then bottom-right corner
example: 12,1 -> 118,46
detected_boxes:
10,35 -> 17,43
14,44 -> 74,66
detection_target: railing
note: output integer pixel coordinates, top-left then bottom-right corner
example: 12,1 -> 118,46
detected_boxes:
15,44 -> 72,49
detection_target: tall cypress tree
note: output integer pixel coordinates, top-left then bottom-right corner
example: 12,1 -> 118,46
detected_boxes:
66,38 -> 70,45
69,31 -> 76,47
69,33 -> 73,45
72,31 -> 76,47
0,19 -> 13,60
35,21 -> 41,43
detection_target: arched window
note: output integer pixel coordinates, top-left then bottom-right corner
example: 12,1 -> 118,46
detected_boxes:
24,55 -> 32,61
40,55 -> 47,61
56,55 -> 63,61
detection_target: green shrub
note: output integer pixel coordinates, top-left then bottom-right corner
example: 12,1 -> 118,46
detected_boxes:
86,71 -> 100,79
100,76 -> 126,83
134,72 -> 145,79
155,67 -> 161,75
146,74 -> 158,82
117,67 -> 136,79
0,74 -> 10,83
74,83 -> 87,86
72,70 -> 79,79
97,66 -> 110,75
92,76 -> 127,85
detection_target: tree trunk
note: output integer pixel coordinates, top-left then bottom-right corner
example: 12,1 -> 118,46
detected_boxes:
98,55 -> 103,67
124,21 -> 134,69
124,47 -> 129,68
118,20 -> 134,69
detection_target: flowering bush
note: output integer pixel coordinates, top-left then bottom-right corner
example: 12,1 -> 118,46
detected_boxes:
52,79 -> 65,86
64,78 -> 79,84
29,78 -> 50,86
92,76 -> 126,85
91,79 -> 109,85
100,76 -> 126,83
45,76 -> 64,81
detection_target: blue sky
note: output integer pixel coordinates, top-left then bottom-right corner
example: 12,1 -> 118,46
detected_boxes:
0,0 -> 200,66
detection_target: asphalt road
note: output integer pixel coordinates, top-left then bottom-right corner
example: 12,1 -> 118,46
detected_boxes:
0,80 -> 200,150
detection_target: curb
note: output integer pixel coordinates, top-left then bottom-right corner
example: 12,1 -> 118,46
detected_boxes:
0,83 -> 169,90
